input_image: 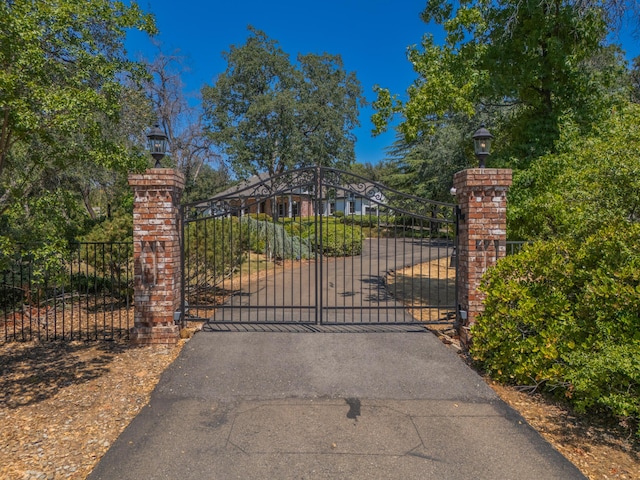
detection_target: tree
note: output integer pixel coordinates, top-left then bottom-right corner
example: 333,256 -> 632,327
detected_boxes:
0,0 -> 156,250
508,102 -> 640,240
631,55 -> 640,103
202,27 -> 364,178
348,162 -> 393,183
141,47 -> 227,200
383,113 -> 499,202
372,0 -> 632,165
182,164 -> 230,204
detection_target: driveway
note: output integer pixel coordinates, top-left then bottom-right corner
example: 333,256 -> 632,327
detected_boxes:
208,238 -> 455,325
88,328 -> 585,479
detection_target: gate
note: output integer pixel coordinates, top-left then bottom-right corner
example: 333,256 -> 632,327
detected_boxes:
180,167 -> 457,327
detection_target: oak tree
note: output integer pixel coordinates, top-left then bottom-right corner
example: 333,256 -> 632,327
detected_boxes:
202,27 -> 364,178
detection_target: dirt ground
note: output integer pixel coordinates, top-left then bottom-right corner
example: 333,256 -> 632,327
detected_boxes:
488,380 -> 640,479
0,338 -> 186,480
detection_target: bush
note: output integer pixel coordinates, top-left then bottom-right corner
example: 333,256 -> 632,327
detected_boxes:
283,221 -> 303,237
247,213 -> 272,222
183,217 -> 245,286
309,221 -> 364,257
341,214 -> 379,228
241,217 -> 311,260
472,223 -> 640,432
333,210 -> 344,218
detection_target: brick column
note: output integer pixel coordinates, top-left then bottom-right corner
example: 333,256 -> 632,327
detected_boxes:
454,168 -> 512,345
128,169 -> 185,346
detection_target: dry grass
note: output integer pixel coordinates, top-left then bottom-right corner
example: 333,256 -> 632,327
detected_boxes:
385,256 -> 456,324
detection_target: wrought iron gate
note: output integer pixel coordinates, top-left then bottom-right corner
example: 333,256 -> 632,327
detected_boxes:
180,167 -> 457,327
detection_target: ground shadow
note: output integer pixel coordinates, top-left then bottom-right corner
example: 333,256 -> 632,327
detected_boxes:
0,340 -> 127,409
202,323 -> 427,333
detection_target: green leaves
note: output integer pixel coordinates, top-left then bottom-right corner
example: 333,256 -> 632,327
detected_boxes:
509,103 -> 640,240
202,27 -> 364,178
0,0 -> 156,260
373,0 -> 627,164
473,223 -> 640,433
0,0 -> 155,183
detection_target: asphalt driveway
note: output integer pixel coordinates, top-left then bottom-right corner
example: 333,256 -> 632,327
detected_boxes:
88,327 -> 585,479
209,238 -> 455,325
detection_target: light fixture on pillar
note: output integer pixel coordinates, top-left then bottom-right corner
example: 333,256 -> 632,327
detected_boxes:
147,123 -> 168,168
472,124 -> 493,168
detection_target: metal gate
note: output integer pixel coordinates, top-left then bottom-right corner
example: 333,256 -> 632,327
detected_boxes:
180,167 -> 457,327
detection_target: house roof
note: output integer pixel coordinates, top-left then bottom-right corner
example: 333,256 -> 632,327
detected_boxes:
213,170 -> 384,201
214,172 -> 272,199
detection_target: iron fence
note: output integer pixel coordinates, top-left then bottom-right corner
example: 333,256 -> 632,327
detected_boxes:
506,240 -> 530,255
0,242 -> 133,343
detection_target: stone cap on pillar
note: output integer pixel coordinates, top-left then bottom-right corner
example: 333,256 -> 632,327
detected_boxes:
453,168 -> 512,190
129,168 -> 185,190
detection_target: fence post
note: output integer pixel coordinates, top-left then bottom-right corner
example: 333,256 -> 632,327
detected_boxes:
453,168 -> 512,346
128,168 -> 185,346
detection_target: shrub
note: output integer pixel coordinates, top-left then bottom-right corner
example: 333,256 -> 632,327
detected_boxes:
283,221 -> 303,237
247,213 -> 272,222
342,214 -> 379,228
183,217 -> 245,286
241,217 -> 311,260
472,223 -> 640,432
309,221 -> 364,257
333,210 -> 345,218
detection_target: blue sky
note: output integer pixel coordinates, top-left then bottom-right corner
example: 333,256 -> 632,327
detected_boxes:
128,0 -> 640,165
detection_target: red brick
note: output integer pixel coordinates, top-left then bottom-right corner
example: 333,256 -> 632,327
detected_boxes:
455,168 -> 512,346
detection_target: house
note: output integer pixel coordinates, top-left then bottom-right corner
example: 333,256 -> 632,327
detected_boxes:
321,184 -> 385,217
196,171 -> 387,219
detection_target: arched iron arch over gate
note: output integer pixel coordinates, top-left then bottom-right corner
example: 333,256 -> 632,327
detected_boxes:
180,167 -> 458,327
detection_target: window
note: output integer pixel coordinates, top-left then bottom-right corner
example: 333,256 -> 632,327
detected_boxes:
348,201 -> 355,214
365,205 -> 378,215
278,202 -> 287,217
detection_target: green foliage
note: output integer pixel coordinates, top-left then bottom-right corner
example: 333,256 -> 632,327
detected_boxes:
246,213 -> 273,222
308,221 -> 364,257
183,218 -> 244,287
341,214 -> 389,228
373,0 -> 629,165
348,162 -> 393,182
632,56 -> 640,104
78,210 -> 134,280
384,114 -> 480,200
473,223 -> 640,431
282,220 -> 303,238
0,0 -> 155,192
0,0 -> 156,267
81,211 -> 133,244
509,103 -> 640,240
202,26 -> 364,177
333,211 -> 345,218
241,217 -> 311,260
183,164 -> 230,204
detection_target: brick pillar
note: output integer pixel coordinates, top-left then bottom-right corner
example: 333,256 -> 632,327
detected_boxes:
128,169 -> 185,346
454,168 -> 512,345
